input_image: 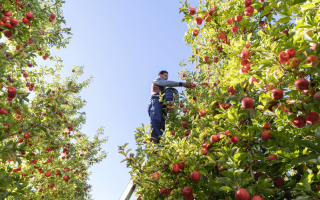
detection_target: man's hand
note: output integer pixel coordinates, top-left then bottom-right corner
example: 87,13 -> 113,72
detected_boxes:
182,82 -> 192,88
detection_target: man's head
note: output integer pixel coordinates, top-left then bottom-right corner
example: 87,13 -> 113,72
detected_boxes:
158,70 -> 168,80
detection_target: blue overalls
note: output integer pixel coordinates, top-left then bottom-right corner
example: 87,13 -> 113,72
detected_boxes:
148,87 -> 167,142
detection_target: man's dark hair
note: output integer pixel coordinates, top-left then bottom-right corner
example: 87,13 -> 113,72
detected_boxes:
158,70 -> 168,75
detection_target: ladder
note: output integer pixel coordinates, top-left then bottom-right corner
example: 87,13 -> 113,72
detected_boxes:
119,179 -> 136,200
119,145 -> 160,200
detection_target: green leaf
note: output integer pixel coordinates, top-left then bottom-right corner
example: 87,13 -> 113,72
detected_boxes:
199,169 -> 208,176
276,17 -> 291,25
260,6 -> 272,17
45,89 -> 52,95
234,152 -> 249,162
303,175 -> 311,192
291,0 -> 307,5
219,186 -> 231,192
18,143 -> 27,150
301,3 -> 316,11
315,128 -> 320,143
292,153 -> 318,165
297,140 -> 320,154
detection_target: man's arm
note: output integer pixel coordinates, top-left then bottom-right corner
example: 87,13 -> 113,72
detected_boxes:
153,77 -> 181,87
153,77 -> 192,88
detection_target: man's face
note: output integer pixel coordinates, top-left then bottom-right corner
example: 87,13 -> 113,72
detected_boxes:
160,73 -> 168,80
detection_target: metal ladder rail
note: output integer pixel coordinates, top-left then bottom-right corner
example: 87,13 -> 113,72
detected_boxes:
119,179 -> 136,200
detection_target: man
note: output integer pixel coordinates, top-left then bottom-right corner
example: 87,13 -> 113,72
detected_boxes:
148,70 -> 191,144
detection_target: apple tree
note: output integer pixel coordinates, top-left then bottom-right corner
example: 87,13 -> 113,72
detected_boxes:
120,0 -> 320,199
0,0 -> 108,199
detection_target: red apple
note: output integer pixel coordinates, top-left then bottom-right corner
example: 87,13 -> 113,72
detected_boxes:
244,6 -> 254,16
10,18 -> 18,26
2,16 -> 10,23
268,155 -> 278,161
192,29 -> 199,37
4,11 -> 12,16
8,86 -> 16,94
273,177 -> 285,188
179,161 -> 185,169
209,7 -> 217,16
240,50 -> 250,59
21,17 -> 29,24
251,196 -> 264,200
232,25 -> 238,33
241,59 -> 248,66
5,23 -> 13,29
152,172 -> 158,179
50,13 -> 56,19
241,97 -> 254,109
190,171 -> 200,182
26,11 -> 34,19
263,123 -> 271,130
234,15 -> 242,22
183,108 -> 187,113
295,78 -> 309,90
286,58 -> 299,68
292,116 -> 306,128
271,89 -> 283,100
305,55 -> 319,66
203,141 -> 210,149
305,112 -> 320,125
279,52 -> 289,63
214,57 -> 219,63
227,18 -> 233,25
285,48 -> 295,58
249,77 -> 258,84
195,17 -> 203,25
244,62 -> 251,70
189,8 -> 196,15
229,136 -> 238,144
235,188 -> 250,200
245,44 -> 251,49
182,187 -> 193,197
244,0 -> 252,7
200,147 -> 208,155
314,91 -> 320,103
218,32 -> 227,41
204,14 -> 211,23
282,30 -> 289,37
261,131 -> 272,141
45,171 -> 51,177
210,135 -> 219,143
199,109 -> 206,116
172,164 -> 179,173
239,67 -> 248,74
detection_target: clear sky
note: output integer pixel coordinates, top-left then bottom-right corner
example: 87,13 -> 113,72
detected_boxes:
37,0 -> 198,199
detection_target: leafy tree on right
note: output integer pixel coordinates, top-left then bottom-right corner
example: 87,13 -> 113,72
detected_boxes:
120,0 -> 320,199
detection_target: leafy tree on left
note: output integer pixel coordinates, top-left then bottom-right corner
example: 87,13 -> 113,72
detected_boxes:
0,0 -> 108,199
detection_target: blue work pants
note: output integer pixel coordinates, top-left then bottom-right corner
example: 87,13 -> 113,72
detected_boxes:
148,96 -> 166,141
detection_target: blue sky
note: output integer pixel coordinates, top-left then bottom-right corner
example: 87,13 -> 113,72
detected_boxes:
39,0 -> 198,199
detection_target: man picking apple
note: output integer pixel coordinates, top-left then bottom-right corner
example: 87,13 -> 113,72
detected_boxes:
148,70 -> 191,144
